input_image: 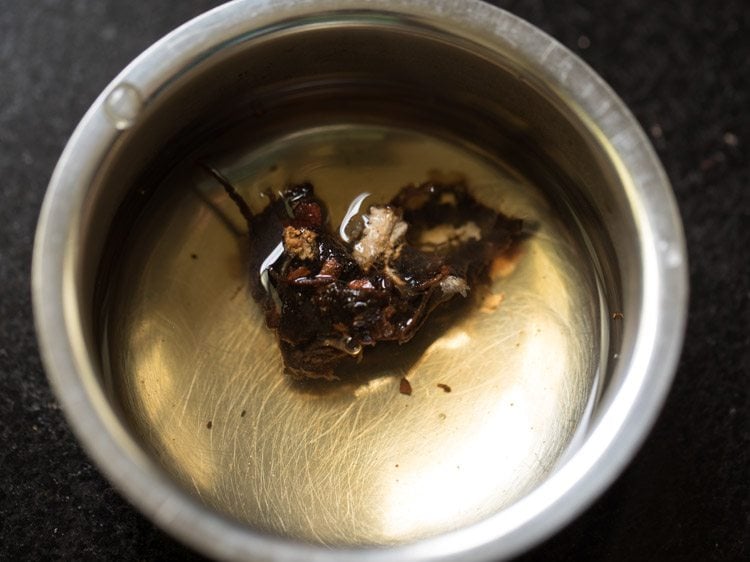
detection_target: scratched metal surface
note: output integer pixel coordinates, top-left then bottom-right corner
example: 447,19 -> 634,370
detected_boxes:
105,123 -> 602,546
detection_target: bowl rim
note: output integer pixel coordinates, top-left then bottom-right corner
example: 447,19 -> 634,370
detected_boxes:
32,0 -> 688,560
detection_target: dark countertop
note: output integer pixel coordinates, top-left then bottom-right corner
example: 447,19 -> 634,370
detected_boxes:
1,0 -> 747,559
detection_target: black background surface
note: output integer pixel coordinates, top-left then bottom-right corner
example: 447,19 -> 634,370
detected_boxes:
1,1 -> 748,559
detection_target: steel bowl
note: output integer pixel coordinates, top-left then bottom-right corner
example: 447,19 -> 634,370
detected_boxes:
33,0 -> 688,560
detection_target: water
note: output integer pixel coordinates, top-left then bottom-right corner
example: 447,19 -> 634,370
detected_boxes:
103,120 -> 603,545
104,82 -> 143,130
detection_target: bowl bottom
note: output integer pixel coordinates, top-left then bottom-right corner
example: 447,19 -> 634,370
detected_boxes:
103,121 -> 604,545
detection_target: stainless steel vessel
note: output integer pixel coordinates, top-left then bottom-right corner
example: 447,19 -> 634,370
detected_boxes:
33,1 -> 688,560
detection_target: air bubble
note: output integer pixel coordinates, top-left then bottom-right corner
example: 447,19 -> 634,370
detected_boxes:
104,82 -> 143,130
